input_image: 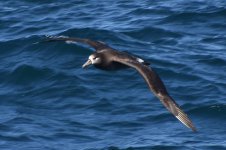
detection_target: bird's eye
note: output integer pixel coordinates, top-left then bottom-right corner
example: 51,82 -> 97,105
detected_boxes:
93,57 -> 97,60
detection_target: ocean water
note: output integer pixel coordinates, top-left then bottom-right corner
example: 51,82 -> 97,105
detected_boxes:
0,0 -> 226,149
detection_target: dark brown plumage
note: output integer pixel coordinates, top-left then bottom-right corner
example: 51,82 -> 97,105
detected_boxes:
42,35 -> 197,132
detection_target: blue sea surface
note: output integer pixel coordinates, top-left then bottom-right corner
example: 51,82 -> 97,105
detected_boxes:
0,0 -> 226,150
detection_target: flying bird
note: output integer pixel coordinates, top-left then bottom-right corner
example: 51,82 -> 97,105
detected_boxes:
41,35 -> 197,132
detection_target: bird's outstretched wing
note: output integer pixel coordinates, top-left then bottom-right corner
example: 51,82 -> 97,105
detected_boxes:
38,35 -> 109,51
113,54 -> 197,132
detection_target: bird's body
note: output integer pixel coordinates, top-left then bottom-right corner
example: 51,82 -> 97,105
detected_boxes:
41,35 -> 197,132
89,50 -> 149,70
90,50 -> 129,70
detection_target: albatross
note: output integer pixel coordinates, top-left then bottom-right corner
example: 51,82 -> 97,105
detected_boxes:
41,35 -> 197,132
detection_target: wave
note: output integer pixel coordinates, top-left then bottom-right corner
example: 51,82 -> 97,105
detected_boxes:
2,64 -> 53,85
190,104 -> 226,119
161,9 -> 226,23
121,27 -> 182,42
57,28 -> 105,42
91,145 -> 226,150
197,56 -> 226,67
0,134 -> 32,142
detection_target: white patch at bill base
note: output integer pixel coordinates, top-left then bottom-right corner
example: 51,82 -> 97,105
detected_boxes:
136,58 -> 144,63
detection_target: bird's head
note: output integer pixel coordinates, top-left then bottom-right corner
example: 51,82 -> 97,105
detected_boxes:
82,53 -> 102,68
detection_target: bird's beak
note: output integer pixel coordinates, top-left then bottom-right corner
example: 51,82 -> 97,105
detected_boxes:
82,59 -> 92,68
